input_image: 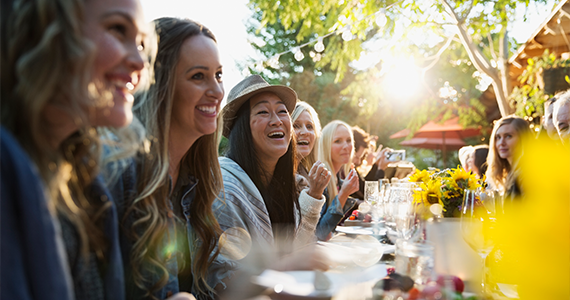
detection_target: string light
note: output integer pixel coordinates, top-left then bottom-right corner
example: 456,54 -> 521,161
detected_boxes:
247,2 -> 399,71
314,37 -> 325,52
294,47 -> 304,61
375,10 -> 387,27
341,26 -> 353,41
268,54 -> 280,68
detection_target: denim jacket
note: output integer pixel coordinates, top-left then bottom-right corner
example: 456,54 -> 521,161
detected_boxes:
0,127 -> 74,300
315,186 -> 356,241
107,159 -> 180,300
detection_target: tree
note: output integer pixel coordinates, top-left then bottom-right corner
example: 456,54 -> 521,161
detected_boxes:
249,0 -> 551,117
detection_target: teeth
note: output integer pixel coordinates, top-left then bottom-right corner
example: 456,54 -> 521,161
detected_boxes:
268,132 -> 284,138
197,105 -> 217,114
111,80 -> 130,89
297,140 -> 309,145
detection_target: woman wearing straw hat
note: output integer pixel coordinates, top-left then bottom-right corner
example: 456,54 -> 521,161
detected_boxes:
201,75 -> 328,296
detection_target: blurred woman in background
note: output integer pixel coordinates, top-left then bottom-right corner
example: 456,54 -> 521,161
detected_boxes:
486,116 -> 530,197
468,145 -> 489,179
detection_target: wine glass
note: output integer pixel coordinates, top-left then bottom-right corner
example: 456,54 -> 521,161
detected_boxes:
460,189 -> 496,295
364,181 -> 379,206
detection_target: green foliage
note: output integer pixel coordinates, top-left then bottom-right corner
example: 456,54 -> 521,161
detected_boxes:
246,0 -> 547,168
510,50 -> 570,126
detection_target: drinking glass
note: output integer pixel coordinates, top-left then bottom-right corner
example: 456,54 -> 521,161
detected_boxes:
460,189 -> 496,295
364,181 -> 379,205
395,239 -> 435,285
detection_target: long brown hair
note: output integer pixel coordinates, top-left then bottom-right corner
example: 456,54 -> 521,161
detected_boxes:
131,17 -> 223,297
486,116 -> 530,192
1,0 -> 115,259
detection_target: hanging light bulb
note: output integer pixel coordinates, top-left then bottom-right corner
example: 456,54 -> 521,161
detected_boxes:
375,10 -> 387,27
294,48 -> 304,61
314,37 -> 325,52
309,51 -> 316,58
341,27 -> 353,41
268,54 -> 280,68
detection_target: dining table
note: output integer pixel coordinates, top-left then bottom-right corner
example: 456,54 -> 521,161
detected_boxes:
249,220 -> 519,300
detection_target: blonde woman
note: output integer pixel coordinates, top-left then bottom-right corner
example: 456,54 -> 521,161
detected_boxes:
486,116 -> 531,197
1,0 -> 149,298
113,18 -> 223,300
291,101 -> 331,206
316,120 -> 360,241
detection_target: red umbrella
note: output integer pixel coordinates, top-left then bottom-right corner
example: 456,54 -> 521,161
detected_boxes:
390,116 -> 481,166
399,137 -> 466,150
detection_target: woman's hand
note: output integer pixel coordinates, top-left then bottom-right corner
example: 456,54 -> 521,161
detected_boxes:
306,161 -> 331,199
338,169 -> 359,206
375,147 -> 395,171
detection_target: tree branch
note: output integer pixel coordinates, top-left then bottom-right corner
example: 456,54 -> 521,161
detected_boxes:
459,0 -> 475,23
421,34 -> 455,72
487,33 -> 499,63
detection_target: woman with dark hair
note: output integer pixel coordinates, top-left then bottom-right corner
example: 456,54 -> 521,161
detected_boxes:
202,75 -> 327,296
468,145 -> 489,179
113,18 -> 222,299
486,116 -> 531,197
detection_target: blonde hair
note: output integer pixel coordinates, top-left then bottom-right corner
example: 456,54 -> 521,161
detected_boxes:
318,120 -> 354,203
130,17 -> 223,297
291,101 -> 322,171
486,116 -> 530,193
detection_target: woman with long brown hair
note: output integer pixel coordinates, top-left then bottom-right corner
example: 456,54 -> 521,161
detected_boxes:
115,17 -> 224,299
1,0 -> 149,298
486,116 -> 531,197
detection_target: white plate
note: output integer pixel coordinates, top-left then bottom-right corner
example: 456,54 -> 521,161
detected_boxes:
335,226 -> 387,236
252,264 -> 387,297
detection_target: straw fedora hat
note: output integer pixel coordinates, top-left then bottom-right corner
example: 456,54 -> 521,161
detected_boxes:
222,75 -> 297,137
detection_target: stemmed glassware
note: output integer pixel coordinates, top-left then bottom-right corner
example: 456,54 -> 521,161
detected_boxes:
460,189 -> 496,295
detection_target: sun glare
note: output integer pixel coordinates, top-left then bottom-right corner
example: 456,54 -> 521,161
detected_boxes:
381,56 -> 422,101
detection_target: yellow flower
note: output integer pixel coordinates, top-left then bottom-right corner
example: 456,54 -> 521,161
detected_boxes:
409,169 -> 432,184
448,167 -> 471,182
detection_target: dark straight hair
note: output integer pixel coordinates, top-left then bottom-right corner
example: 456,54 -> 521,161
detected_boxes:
226,99 -> 300,244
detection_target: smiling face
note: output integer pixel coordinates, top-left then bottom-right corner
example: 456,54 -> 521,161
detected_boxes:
495,123 -> 519,164
330,125 -> 353,172
170,34 -> 224,143
249,92 -> 292,167
293,111 -> 316,159
554,102 -> 570,142
84,0 -> 147,128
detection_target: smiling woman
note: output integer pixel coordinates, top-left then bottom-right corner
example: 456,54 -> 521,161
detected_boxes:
201,75 -> 328,298
1,0 -> 149,298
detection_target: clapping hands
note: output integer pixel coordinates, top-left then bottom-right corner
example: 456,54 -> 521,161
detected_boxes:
306,161 -> 331,199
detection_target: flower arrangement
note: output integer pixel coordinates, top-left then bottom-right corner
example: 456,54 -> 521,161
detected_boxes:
409,167 -> 483,218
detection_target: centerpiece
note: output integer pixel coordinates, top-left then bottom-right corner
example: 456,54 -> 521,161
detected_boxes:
408,167 -> 483,218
